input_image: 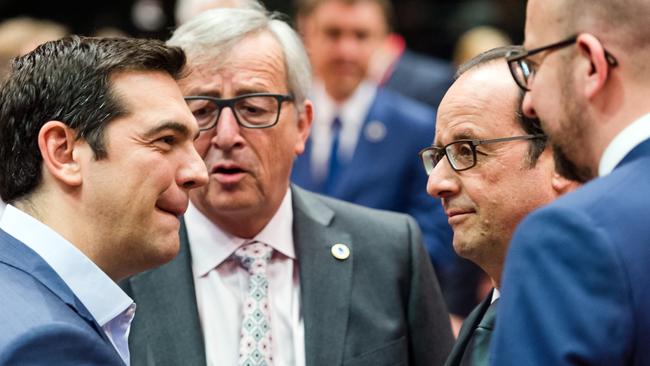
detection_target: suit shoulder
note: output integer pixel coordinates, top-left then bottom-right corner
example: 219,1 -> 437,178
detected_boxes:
374,88 -> 436,126
0,263 -> 90,345
301,188 -> 416,230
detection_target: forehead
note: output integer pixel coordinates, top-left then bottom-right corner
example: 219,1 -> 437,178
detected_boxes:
525,0 -> 567,48
180,31 -> 288,95
435,61 -> 521,144
312,0 -> 387,32
110,70 -> 193,125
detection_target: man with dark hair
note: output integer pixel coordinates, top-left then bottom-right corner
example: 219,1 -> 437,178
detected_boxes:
492,0 -> 650,364
0,36 -> 207,365
421,46 -> 578,366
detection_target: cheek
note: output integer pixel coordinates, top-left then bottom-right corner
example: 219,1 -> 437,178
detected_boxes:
193,135 -> 212,158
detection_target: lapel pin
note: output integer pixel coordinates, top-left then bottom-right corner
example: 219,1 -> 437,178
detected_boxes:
364,120 -> 387,143
331,243 -> 350,260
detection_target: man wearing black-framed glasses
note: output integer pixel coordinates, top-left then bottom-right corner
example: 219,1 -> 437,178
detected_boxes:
123,4 -> 454,366
492,1 -> 650,365
421,46 -> 578,366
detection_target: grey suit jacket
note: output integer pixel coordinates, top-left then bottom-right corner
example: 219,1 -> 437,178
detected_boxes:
122,185 -> 453,366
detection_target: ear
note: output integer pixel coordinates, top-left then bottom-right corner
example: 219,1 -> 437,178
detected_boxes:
38,121 -> 83,187
551,172 -> 580,195
576,33 -> 611,100
293,99 -> 314,155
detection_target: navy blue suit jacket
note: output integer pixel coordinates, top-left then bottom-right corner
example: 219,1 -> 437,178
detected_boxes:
491,138 -> 650,365
292,88 -> 454,271
0,229 -> 124,365
384,49 -> 454,109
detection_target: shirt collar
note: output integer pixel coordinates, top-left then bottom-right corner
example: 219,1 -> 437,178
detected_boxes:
311,79 -> 377,129
0,205 -> 133,326
339,80 -> 377,129
187,188 -> 295,277
599,113 -> 650,176
491,288 -> 501,304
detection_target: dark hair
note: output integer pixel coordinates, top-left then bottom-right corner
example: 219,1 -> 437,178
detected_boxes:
455,45 -> 547,166
0,35 -> 186,203
295,0 -> 395,31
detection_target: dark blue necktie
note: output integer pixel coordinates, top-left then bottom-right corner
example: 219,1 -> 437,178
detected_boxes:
323,116 -> 342,194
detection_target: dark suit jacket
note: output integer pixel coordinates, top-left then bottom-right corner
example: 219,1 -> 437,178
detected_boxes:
492,138 -> 650,365
444,291 -> 493,366
123,185 -> 454,366
292,88 -> 455,273
0,229 -> 124,365
383,49 -> 454,109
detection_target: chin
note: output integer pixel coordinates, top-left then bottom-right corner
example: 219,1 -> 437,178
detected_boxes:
145,235 -> 182,270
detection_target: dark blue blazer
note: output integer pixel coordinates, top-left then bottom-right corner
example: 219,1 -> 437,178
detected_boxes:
0,229 -> 124,365
384,49 -> 454,109
292,88 -> 454,271
491,138 -> 650,366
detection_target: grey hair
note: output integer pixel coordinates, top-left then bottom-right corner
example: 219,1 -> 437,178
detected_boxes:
174,0 -> 266,25
168,7 -> 312,111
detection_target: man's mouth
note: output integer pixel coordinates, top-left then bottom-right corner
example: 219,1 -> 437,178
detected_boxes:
211,163 -> 247,184
212,166 -> 245,175
445,208 -> 476,225
155,201 -> 187,218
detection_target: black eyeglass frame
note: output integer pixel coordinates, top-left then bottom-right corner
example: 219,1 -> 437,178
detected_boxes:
506,35 -> 619,91
184,93 -> 294,131
418,134 -> 547,173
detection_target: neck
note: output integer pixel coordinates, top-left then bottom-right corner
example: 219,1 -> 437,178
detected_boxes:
588,75 -> 650,172
16,191 -> 115,279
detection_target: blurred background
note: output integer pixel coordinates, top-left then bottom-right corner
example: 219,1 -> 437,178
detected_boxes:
0,0 -> 525,61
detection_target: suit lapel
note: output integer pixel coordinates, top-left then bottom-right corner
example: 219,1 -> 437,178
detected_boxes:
292,186 -> 353,366
127,221 -> 206,366
0,229 -> 122,362
444,290 -> 494,366
329,91 -> 387,198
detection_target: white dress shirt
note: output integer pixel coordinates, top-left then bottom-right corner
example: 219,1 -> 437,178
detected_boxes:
599,113 -> 650,176
0,205 -> 135,365
0,199 -> 5,219
186,189 -> 305,366
309,80 -> 378,181
491,288 -> 501,304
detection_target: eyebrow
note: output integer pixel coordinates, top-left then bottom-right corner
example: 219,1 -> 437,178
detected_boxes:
142,121 -> 197,140
434,129 -> 478,147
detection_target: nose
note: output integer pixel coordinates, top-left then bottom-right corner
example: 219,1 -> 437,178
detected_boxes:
521,91 -> 538,118
212,107 -> 245,151
178,143 -> 209,190
334,35 -> 358,60
426,158 -> 459,199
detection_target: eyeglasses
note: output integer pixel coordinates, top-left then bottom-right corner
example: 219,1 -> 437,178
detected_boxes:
506,35 -> 618,91
184,93 -> 294,131
418,134 -> 546,174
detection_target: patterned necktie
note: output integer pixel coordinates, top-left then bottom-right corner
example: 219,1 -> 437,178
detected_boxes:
460,299 -> 498,366
324,116 -> 342,194
234,241 -> 274,366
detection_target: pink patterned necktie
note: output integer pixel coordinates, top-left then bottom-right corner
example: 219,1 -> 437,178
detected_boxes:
234,241 -> 274,366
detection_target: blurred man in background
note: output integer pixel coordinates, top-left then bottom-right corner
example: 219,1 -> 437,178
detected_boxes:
292,0 -> 455,280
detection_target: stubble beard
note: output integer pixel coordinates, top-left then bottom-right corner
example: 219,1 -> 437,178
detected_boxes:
544,76 -> 596,183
